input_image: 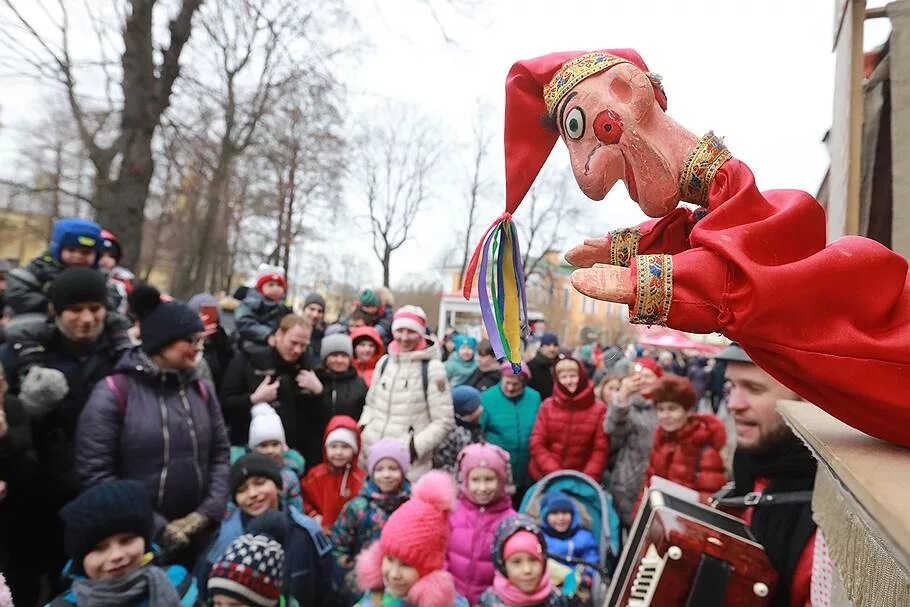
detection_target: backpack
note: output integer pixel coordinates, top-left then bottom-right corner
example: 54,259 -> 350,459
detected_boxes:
104,373 -> 211,415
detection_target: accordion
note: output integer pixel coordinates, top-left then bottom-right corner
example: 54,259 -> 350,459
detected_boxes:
605,489 -> 778,607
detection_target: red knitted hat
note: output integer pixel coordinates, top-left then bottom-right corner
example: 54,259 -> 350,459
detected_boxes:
635,357 -> 664,378
255,271 -> 287,294
378,470 -> 456,577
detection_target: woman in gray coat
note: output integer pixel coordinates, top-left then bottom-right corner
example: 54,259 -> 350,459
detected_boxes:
604,360 -> 661,527
75,285 -> 230,565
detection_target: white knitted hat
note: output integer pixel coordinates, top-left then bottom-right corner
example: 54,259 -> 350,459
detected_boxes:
248,404 -> 287,449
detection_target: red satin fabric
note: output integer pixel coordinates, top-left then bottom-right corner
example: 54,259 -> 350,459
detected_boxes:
628,158 -> 910,447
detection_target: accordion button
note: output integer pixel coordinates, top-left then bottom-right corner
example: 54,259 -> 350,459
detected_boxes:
753,582 -> 769,597
667,546 -> 682,560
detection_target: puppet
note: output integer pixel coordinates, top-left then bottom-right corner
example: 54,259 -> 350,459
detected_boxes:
464,49 -> 910,447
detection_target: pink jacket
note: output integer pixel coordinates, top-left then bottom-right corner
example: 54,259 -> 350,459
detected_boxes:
446,493 -> 516,605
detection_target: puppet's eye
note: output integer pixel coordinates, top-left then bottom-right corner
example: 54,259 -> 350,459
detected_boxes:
564,107 -> 585,140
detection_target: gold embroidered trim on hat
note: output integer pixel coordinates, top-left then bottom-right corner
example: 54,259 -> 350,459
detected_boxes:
630,254 -> 673,326
544,52 -> 630,115
608,227 -> 641,268
678,131 -> 731,205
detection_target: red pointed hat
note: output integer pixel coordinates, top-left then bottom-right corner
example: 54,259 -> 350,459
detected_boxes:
504,48 -> 667,215
463,49 -> 666,371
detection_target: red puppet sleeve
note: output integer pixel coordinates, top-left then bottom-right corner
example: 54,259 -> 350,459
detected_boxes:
626,155 -> 910,448
602,207 -> 700,267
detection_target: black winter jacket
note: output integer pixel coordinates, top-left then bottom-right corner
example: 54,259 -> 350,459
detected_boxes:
75,348 -> 231,533
527,351 -> 557,399
219,346 -> 322,460
315,366 -> 367,423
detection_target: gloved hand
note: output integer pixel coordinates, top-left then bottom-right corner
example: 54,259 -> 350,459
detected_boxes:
161,512 -> 209,552
19,366 -> 69,419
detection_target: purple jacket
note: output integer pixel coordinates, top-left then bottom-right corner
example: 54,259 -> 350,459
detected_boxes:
446,493 -> 516,605
75,348 -> 231,533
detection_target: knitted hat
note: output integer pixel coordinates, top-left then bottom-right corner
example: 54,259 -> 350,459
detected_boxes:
504,531 -> 545,564
540,492 -> 575,516
392,305 -> 427,334
60,480 -> 153,575
304,292 -> 326,310
457,442 -> 512,496
50,217 -> 102,261
359,289 -> 380,307
451,385 -> 481,417
48,267 -> 108,312
499,360 -> 531,380
255,266 -> 287,294
248,404 -> 287,450
492,515 -> 550,575
452,334 -> 478,352
207,533 -> 283,607
540,332 -> 559,347
129,284 -> 204,355
230,453 -> 284,498
635,357 -> 664,378
325,427 -> 359,453
356,471 -> 458,604
100,229 -> 122,261
320,333 -> 353,361
367,438 -> 410,476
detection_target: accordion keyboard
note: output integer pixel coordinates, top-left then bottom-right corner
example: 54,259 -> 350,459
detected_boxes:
627,544 -> 666,607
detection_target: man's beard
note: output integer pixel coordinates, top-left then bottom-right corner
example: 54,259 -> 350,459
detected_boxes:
736,421 -> 795,455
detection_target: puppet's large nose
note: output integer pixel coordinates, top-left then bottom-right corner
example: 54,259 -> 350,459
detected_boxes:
593,109 -> 623,145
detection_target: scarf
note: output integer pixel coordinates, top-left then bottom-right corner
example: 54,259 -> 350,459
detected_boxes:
445,356 -> 479,386
730,434 -> 817,607
72,563 -> 181,607
492,570 -> 554,607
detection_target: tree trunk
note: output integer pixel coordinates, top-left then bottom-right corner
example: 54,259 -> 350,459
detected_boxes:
382,247 -> 391,288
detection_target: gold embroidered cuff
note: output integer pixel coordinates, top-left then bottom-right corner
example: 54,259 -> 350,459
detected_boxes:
608,227 -> 641,268
630,254 -> 673,326
679,131 -> 732,205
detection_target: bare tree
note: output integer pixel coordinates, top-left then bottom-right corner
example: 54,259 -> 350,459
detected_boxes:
455,110 -> 494,290
0,0 -> 204,267
517,167 -> 584,280
353,106 -> 442,288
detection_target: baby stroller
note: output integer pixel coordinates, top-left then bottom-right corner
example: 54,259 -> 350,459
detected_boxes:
520,470 -> 622,607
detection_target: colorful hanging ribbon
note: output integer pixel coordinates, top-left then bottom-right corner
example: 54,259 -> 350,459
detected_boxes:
463,213 -> 528,373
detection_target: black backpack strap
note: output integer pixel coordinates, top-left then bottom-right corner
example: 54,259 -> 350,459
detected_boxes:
421,359 -> 429,398
715,490 -> 814,508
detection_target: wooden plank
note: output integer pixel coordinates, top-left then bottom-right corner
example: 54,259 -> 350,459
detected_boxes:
777,401 -> 910,558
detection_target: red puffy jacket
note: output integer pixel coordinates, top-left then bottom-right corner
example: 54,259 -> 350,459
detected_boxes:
642,413 -> 727,499
300,415 -> 367,531
529,361 -> 608,481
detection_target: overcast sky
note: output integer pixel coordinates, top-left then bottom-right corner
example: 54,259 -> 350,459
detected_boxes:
0,0 -> 893,290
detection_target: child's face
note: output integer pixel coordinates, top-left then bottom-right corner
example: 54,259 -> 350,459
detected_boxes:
601,378 -> 621,401
656,401 -> 690,433
477,352 -> 497,370
98,252 -> 117,271
546,510 -> 573,533
254,439 -> 285,466
235,476 -> 280,516
466,466 -> 500,506
354,339 -> 376,361
360,304 -> 379,315
557,369 -> 580,393
504,552 -> 544,594
326,352 -> 352,373
382,555 -> 419,598
326,442 -> 355,469
82,532 -> 145,580
373,458 -> 404,494
212,595 -> 247,607
60,245 -> 96,267
261,280 -> 286,302
458,406 -> 483,425
304,302 -> 324,324
458,344 -> 474,361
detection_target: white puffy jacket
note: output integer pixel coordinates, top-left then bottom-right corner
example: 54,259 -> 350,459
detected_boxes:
359,339 -> 454,480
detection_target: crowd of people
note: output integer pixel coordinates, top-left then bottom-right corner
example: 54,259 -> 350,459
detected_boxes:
0,217 -> 821,607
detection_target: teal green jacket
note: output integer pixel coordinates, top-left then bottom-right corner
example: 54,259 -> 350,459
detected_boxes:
479,385 -> 541,488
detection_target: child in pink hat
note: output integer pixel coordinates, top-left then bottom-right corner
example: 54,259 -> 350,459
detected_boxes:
355,470 -> 468,607
446,443 -> 517,605
478,515 -> 563,607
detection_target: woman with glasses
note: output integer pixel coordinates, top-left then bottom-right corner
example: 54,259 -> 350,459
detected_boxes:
74,284 -> 231,568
